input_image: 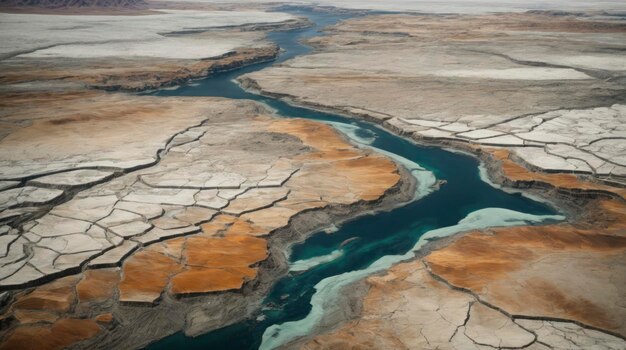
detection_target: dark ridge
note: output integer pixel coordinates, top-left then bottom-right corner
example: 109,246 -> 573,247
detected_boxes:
0,0 -> 145,8
526,9 -> 626,18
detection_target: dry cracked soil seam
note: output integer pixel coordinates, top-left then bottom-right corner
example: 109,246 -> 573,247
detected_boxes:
421,260 -> 626,346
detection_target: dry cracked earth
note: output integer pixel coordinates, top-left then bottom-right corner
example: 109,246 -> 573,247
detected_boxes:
242,10 -> 626,350
241,12 -> 626,183
295,145 -> 626,349
0,91 -> 402,349
0,2 -> 626,350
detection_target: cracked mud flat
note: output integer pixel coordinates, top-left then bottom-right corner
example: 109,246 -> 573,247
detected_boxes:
293,149 -> 626,350
0,6 -> 411,349
231,9 -> 626,350
0,90 -> 409,349
0,8 -> 309,91
0,6 -> 349,350
1,3 -> 626,350
240,11 -> 626,183
301,260 -> 626,350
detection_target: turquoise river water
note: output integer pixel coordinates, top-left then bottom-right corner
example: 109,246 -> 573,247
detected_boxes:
146,7 -> 563,350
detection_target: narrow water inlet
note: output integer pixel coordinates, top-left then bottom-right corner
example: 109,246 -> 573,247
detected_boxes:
146,7 -> 562,350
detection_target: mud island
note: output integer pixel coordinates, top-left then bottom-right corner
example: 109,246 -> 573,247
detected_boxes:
0,1 -> 625,350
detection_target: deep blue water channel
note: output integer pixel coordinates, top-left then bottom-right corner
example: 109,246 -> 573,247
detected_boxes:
146,7 -> 559,350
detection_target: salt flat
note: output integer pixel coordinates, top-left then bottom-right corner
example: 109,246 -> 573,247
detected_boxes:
0,10 -> 294,60
241,12 -> 626,180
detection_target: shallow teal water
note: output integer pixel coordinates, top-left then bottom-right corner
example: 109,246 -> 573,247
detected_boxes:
146,7 -> 560,350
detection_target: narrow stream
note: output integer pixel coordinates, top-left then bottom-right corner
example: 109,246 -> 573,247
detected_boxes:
146,7 -> 562,350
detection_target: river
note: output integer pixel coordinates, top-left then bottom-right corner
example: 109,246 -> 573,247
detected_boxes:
146,7 -> 562,350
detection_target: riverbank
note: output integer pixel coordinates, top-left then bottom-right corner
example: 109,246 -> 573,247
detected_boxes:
294,177 -> 626,349
1,4 -> 624,350
80,146 -> 417,350
0,8 -> 312,92
0,93 -> 417,349
240,11 -> 626,181
232,10 -> 626,348
239,79 -> 624,211
0,7 -> 417,350
133,6 -> 625,349
231,78 -> 626,349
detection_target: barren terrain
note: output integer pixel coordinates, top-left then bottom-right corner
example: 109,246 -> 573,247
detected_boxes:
0,90 -> 409,349
1,3 -> 626,350
238,9 -> 626,349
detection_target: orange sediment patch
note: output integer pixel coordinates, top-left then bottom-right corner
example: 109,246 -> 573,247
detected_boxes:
425,224 -> 626,335
333,156 -> 401,201
426,225 -> 626,290
269,118 -> 400,204
156,233 -> 267,296
200,214 -> 236,236
225,219 -> 268,237
170,266 -> 258,295
11,275 -> 80,313
240,206 -> 297,231
267,118 -> 357,155
1,274 -> 106,348
12,310 -> 59,324
118,249 -> 182,304
118,227 -> 268,298
95,313 -> 114,324
487,148 -> 626,199
267,118 -> 365,162
76,269 -> 121,304
184,234 -> 267,268
0,318 -> 101,350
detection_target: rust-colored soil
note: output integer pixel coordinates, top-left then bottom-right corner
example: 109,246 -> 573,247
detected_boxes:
118,249 -> 182,304
487,148 -> 626,199
0,106 -> 402,349
0,318 -> 101,350
76,269 -> 120,303
425,222 -> 626,334
11,276 -> 79,312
